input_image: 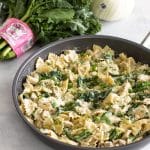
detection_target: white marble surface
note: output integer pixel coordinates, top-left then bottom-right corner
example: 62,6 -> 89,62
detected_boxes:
0,0 -> 150,150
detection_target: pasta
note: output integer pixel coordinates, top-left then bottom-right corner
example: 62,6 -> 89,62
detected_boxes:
19,45 -> 150,148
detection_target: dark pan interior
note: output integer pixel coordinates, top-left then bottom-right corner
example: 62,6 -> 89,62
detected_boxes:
12,35 -> 150,150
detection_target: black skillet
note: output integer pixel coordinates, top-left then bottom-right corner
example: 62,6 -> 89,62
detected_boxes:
12,35 -> 150,150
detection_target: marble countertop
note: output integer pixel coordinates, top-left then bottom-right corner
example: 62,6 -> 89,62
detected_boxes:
0,0 -> 150,150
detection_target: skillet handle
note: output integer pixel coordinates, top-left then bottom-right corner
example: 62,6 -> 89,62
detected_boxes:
141,32 -> 150,49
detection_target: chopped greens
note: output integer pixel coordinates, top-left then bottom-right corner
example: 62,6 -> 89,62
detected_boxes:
109,128 -> 123,140
39,71 -> 67,82
132,81 -> 150,92
77,76 -> 100,88
64,128 -> 92,142
115,73 -> 137,85
100,112 -> 111,124
56,101 -> 79,114
62,101 -> 78,111
77,76 -> 109,89
91,63 -> 97,71
93,112 -> 111,124
103,51 -> 114,60
127,103 -> 141,116
40,92 -> 50,98
77,89 -> 112,108
135,92 -> 150,100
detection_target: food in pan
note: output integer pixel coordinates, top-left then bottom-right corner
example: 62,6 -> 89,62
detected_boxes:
18,45 -> 150,148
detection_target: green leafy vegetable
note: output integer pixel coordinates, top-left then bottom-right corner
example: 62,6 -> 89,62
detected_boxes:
42,8 -> 75,21
132,81 -> 150,92
77,76 -> 109,89
77,76 -> 100,88
62,101 -> 77,111
93,112 -> 111,124
127,102 -> 142,116
144,69 -> 150,75
91,63 -> 97,71
40,92 -> 50,98
64,128 -> 92,142
55,101 -> 79,114
51,101 -> 57,108
73,129 -> 92,142
115,73 -> 137,85
135,92 -> 150,100
100,112 -> 111,124
109,128 -> 123,140
0,0 -> 101,60
103,51 -> 114,60
77,89 -> 112,108
0,0 -> 28,19
78,90 -> 112,102
68,82 -> 73,89
39,71 -> 67,82
128,135 -> 138,142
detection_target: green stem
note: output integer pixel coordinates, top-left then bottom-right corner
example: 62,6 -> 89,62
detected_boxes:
21,0 -> 35,22
0,38 -> 3,43
8,8 -> 13,18
4,51 -> 16,60
0,46 -> 12,59
0,41 -> 8,50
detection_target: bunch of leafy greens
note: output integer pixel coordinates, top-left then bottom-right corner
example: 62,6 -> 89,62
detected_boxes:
0,0 -> 101,60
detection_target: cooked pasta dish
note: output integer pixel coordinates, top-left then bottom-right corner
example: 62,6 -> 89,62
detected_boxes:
19,45 -> 150,148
